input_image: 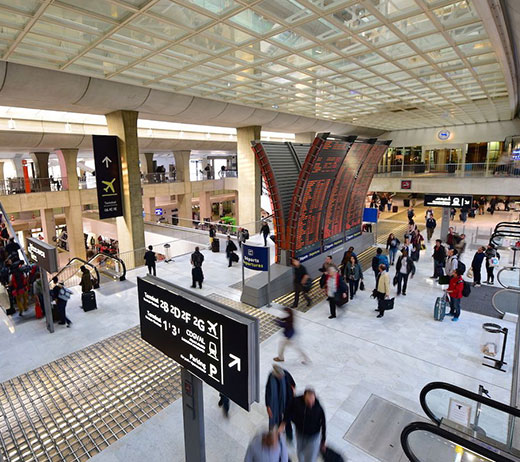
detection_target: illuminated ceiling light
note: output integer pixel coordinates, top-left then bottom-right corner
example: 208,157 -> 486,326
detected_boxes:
147,128 -> 153,137
272,104 -> 279,109
206,132 -> 211,138
8,118 -> 16,129
179,130 -> 184,137
228,133 -> 233,140
227,82 -> 232,87
65,122 -> 72,133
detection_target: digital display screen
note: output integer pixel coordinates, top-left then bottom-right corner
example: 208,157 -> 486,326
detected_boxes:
323,142 -> 372,240
294,139 -> 351,253
345,144 -> 389,230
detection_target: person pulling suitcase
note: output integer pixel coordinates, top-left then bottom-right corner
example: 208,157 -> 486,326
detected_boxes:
80,265 -> 97,312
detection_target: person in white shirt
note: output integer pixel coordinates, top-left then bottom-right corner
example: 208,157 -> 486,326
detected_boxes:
446,249 -> 459,276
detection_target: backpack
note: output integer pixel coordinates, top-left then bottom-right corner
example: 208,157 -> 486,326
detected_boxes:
457,260 -> 466,275
462,280 -> 471,297
58,286 -> 72,301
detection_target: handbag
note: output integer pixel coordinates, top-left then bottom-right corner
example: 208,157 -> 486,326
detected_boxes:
467,267 -> 474,279
393,275 -> 398,286
381,298 -> 395,311
359,280 -> 365,291
489,256 -> 500,267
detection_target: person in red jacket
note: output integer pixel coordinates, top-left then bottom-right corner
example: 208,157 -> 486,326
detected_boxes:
447,268 -> 464,322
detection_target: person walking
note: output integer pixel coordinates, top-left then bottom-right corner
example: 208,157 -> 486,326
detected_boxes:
283,388 -> 326,462
407,206 -> 415,224
10,263 -> 28,316
244,430 -> 288,462
372,248 -> 387,281
387,194 -> 393,212
485,244 -> 499,284
226,235 -> 238,267
265,365 -> 296,441
454,233 -> 466,256
345,255 -> 363,300
478,196 -> 486,215
431,239 -> 446,279
190,246 -> 205,289
489,196 -> 498,215
273,307 -> 310,365
261,221 -> 270,247
51,276 -> 72,327
320,255 -> 337,288
324,266 -> 348,319
425,207 -> 434,219
238,227 -> 249,248
410,227 -> 423,262
375,264 -> 390,318
386,233 -> 400,266
395,249 -> 415,296
292,258 -> 311,308
446,268 -> 464,322
144,245 -> 157,276
446,249 -> 459,277
425,215 -> 436,242
471,246 -> 486,287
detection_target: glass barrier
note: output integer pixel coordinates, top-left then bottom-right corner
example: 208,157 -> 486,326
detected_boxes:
88,253 -> 126,281
402,422 -> 516,462
498,267 -> 520,290
376,162 -> 520,178
492,289 -> 520,318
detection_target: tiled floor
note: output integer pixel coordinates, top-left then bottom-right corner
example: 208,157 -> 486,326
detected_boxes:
0,209 -> 517,462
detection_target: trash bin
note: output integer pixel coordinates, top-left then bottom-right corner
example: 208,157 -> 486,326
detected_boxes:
481,323 -> 505,358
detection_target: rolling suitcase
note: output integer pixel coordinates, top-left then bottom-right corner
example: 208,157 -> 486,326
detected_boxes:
211,238 -> 220,253
392,205 -> 398,213
81,290 -> 97,312
434,294 -> 447,321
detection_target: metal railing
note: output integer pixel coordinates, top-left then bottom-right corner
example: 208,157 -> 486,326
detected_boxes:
52,257 -> 101,289
376,162 -> 520,178
0,177 -> 66,195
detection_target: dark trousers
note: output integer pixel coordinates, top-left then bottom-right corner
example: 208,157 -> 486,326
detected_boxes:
426,227 -> 434,241
147,264 -> 156,276
376,292 -> 386,316
293,283 -> 310,307
486,263 -> 494,283
397,272 -> 409,294
433,261 -> 444,278
449,297 -> 461,318
192,267 -> 203,288
57,301 -> 71,325
348,279 -> 359,299
473,267 -> 481,284
328,297 -> 336,317
263,233 -> 268,246
373,269 -> 379,282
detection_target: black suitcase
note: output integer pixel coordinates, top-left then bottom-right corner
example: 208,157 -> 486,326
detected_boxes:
403,199 -> 410,207
52,305 -> 60,322
230,252 -> 239,262
211,238 -> 220,253
321,447 -> 345,462
81,291 -> 97,312
392,205 -> 398,213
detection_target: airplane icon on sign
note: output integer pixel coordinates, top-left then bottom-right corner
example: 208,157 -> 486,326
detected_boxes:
102,178 -> 116,193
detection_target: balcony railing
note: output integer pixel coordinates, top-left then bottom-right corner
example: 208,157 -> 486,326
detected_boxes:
376,162 -> 520,178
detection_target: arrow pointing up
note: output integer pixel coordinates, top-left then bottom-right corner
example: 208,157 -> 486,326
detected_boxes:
102,156 -> 112,168
228,354 -> 241,371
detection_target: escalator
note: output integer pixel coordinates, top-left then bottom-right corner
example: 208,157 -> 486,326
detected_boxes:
53,253 -> 126,289
0,200 -> 28,264
401,382 -> 520,461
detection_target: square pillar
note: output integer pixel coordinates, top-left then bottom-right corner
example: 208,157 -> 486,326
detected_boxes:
40,208 -> 56,244
177,193 -> 193,228
31,152 -> 51,191
56,149 -> 79,190
105,110 -> 145,266
65,204 -> 86,260
198,191 -> 212,222
143,196 -> 156,218
174,150 -> 191,182
237,126 -> 261,232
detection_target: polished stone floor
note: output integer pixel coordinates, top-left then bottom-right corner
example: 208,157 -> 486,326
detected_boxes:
0,208 -> 516,462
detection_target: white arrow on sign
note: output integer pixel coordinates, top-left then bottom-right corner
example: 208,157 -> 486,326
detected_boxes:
102,156 -> 112,168
228,354 -> 241,371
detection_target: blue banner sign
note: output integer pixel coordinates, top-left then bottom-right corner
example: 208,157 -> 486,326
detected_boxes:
243,244 -> 269,271
362,207 -> 378,223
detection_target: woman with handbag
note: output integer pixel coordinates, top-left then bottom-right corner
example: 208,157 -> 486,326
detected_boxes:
324,266 -> 348,319
345,255 -> 363,300
485,244 -> 500,284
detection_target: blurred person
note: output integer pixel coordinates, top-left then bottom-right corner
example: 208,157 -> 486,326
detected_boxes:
265,365 -> 296,442
292,258 -> 311,308
454,233 -> 466,256
226,235 -> 238,267
324,266 -> 348,319
244,429 -> 288,462
274,307 -> 310,365
261,221 -> 270,247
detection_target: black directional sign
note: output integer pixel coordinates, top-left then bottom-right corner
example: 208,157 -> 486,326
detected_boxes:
27,237 -> 58,273
92,135 -> 124,219
424,194 -> 473,208
138,276 -> 260,410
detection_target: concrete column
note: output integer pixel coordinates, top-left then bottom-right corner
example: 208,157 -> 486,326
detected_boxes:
143,152 -> 154,174
12,154 -> 24,177
40,208 -> 56,244
174,150 -> 191,181
198,191 -> 212,221
440,207 -> 450,242
460,144 -> 468,177
31,152 -> 51,191
143,196 -> 155,218
105,110 -> 145,265
65,204 -> 86,260
237,126 -> 261,232
294,132 -> 316,143
56,148 -> 79,190
485,142 -> 491,177
177,193 -> 193,228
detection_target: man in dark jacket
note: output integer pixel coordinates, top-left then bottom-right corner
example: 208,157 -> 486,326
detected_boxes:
265,365 -> 295,441
144,245 -> 157,276
292,258 -> 311,308
260,221 -> 270,246
283,388 -> 326,461
80,266 -> 93,293
5,237 -> 20,260
225,236 -> 237,267
431,239 -> 446,279
471,246 -> 486,287
190,247 -> 204,288
425,216 -> 436,242
395,249 -> 415,296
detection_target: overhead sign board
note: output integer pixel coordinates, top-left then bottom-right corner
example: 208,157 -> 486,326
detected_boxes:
424,194 -> 473,208
242,244 -> 269,271
401,180 -> 412,190
27,237 -> 58,273
438,129 -> 451,141
138,276 -> 259,410
92,135 -> 124,219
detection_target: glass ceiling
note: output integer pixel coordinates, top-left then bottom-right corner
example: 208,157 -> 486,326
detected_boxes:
0,0 -> 511,130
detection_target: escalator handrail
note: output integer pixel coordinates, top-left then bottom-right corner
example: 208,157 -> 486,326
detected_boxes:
420,382 -> 520,426
401,421 -> 516,462
88,253 -> 126,281
491,289 -> 520,317
53,257 -> 101,286
497,267 -> 520,289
